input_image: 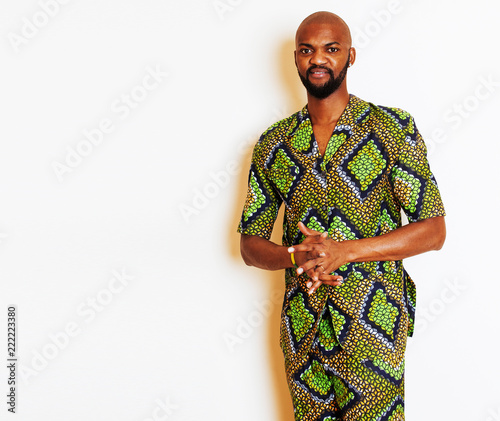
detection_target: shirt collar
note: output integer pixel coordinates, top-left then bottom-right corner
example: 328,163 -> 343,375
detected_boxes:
287,94 -> 371,158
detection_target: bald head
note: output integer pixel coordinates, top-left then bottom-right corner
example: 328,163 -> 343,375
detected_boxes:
294,11 -> 355,99
295,11 -> 352,48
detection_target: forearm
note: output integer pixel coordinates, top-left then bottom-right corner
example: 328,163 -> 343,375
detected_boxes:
343,216 -> 446,264
289,216 -> 446,294
240,234 -> 294,271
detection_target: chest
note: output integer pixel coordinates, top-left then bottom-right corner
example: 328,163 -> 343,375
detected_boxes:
312,123 -> 337,156
265,127 -> 396,208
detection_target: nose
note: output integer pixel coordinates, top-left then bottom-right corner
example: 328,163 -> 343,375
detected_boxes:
310,50 -> 327,66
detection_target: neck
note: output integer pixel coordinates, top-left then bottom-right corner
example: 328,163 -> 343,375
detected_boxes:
306,85 -> 350,125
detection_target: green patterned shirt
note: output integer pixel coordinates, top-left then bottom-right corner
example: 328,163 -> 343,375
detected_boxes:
238,94 -> 445,368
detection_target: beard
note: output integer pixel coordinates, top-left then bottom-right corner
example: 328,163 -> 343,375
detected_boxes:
298,55 -> 350,99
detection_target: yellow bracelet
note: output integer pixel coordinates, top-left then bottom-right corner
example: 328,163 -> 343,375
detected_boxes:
290,252 -> 298,268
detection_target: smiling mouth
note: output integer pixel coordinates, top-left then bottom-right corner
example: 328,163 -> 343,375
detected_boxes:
307,68 -> 331,78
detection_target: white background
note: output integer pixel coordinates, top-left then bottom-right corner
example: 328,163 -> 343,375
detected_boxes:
1,0 -> 499,420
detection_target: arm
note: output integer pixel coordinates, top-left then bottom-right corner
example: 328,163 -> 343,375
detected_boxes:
240,234 -> 344,285
240,234 -> 293,271
290,216 -> 446,294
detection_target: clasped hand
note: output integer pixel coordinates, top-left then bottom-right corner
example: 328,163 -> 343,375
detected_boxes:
288,222 -> 346,295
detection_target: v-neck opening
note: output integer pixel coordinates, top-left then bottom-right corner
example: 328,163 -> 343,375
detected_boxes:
307,94 -> 354,163
287,95 -> 367,163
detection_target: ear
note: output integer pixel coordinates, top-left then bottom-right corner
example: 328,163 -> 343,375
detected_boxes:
294,50 -> 297,67
349,47 -> 356,67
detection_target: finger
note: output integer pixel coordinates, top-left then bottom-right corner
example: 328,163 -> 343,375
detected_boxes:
311,231 -> 328,245
320,279 -> 343,287
288,230 -> 329,254
301,267 -> 320,283
298,222 -> 329,242
305,266 -> 323,283
319,274 -> 343,284
298,221 -> 320,237
308,279 -> 323,295
308,274 -> 343,294
296,258 -> 322,275
288,243 -> 324,254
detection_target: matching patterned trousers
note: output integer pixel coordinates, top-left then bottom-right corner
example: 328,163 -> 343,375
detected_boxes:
284,307 -> 405,421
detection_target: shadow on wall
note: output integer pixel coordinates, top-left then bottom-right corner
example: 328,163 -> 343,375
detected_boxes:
227,37 -> 305,421
279,37 -> 305,113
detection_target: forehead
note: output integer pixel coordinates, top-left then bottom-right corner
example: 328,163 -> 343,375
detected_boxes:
295,22 -> 348,47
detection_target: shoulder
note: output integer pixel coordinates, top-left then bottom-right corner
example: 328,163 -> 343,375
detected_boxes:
360,100 -> 423,154
260,112 -> 299,144
251,109 -> 302,155
348,97 -> 427,162
366,101 -> 416,133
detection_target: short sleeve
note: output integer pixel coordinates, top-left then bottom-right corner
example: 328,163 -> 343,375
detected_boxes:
237,141 -> 282,239
390,117 -> 446,222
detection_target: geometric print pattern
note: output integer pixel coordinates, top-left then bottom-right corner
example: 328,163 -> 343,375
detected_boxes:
360,281 -> 402,345
284,306 -> 405,421
340,132 -> 388,201
238,95 -> 446,420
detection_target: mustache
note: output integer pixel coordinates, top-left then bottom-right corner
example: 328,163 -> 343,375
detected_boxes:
306,66 -> 333,76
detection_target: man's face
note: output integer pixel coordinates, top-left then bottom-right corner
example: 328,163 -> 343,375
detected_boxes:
295,22 -> 352,99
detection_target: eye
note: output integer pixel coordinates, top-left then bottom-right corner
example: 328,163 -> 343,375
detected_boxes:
327,47 -> 339,53
300,48 -> 312,54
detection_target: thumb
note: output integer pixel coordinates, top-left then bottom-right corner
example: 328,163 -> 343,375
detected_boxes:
298,221 -> 317,236
298,221 -> 327,239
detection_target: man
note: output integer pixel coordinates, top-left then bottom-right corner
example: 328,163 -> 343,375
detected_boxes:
237,11 -> 446,421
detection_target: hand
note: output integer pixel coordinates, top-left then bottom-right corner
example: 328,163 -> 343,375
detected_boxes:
290,225 -> 327,273
288,222 -> 346,294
